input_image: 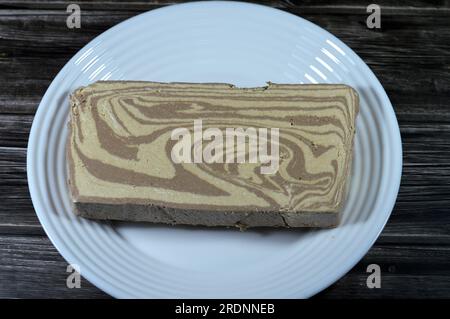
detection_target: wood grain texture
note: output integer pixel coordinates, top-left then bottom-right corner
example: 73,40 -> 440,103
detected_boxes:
1,234 -> 449,298
0,0 -> 449,298
0,235 -> 110,298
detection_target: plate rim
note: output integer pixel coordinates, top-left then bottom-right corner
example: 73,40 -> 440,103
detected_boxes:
27,0 -> 403,298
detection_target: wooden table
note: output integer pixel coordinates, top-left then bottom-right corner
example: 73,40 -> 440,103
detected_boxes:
1,0 -> 449,298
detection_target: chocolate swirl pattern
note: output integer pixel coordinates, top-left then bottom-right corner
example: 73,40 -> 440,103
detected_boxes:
67,81 -> 359,228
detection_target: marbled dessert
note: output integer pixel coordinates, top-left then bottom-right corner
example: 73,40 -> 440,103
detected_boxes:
67,81 -> 358,228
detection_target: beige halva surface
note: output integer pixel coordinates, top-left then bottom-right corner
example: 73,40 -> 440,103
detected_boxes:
67,81 -> 359,228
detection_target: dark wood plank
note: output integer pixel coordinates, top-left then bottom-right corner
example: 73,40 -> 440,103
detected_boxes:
1,234 -> 449,298
0,146 -> 41,234
0,147 -> 26,184
318,244 -> 450,298
0,234 -> 110,298
1,9 -> 449,115
0,58 -> 65,114
0,115 -> 33,147
0,147 -> 42,234
1,0 -> 449,12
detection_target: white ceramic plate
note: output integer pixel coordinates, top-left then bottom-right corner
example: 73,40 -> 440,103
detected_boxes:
27,1 -> 402,298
